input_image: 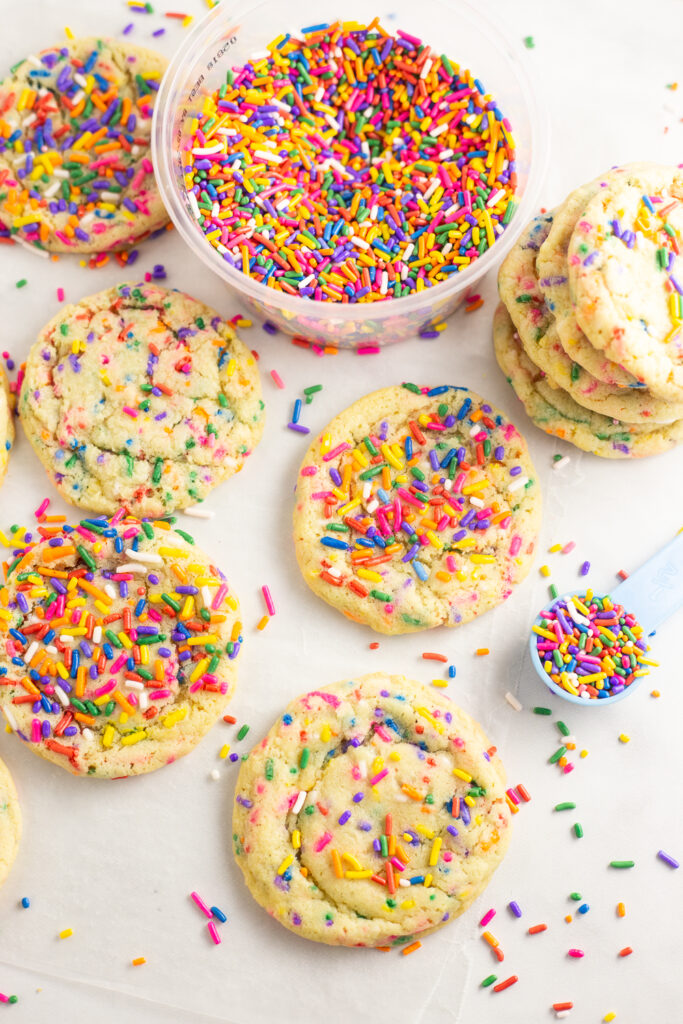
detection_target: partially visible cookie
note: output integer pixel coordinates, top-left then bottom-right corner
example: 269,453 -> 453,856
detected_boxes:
568,163 -> 683,399
0,37 -> 168,253
536,177 -> 641,389
499,215 -> 683,423
493,302 -> 683,459
0,365 -> 14,486
0,514 -> 243,777
20,282 -> 265,516
233,673 -> 511,947
0,757 -> 20,886
293,384 -> 541,635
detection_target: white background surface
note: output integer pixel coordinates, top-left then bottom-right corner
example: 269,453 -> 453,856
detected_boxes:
1,1 -> 682,1022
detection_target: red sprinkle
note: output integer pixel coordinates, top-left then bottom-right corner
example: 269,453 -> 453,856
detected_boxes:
492,975 -> 518,993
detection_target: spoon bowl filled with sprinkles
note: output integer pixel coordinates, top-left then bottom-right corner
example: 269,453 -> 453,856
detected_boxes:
153,0 -> 548,346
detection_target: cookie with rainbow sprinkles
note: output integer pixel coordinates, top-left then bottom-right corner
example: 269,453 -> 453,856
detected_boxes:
233,673 -> 511,948
19,282 -> 265,517
292,384 -> 541,634
0,511 -> 242,777
0,36 -> 168,253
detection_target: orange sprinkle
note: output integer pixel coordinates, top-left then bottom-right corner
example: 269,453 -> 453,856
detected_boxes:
528,923 -> 547,935
131,957 -> 146,967
401,940 -> 422,956
422,652 -> 448,662
475,648 -> 490,656
617,902 -> 626,918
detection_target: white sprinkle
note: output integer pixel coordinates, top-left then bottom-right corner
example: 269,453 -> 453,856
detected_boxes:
125,680 -> 144,692
298,274 -> 315,289
43,181 -> 60,199
21,113 -> 37,129
324,113 -> 339,131
248,49 -> 270,62
215,127 -> 238,136
125,549 -> 163,564
201,586 -> 212,607
27,54 -> 43,68
58,635 -> 75,645
138,691 -> 149,711
2,707 -> 18,732
188,191 -> 201,221
380,271 -> 388,295
73,73 -> 88,88
402,243 -> 414,261
443,479 -> 453,491
54,685 -> 70,708
292,790 -> 307,814
81,728 -> 94,742
350,235 -> 370,250
183,505 -> 215,519
423,178 -> 440,201
438,148 -> 454,160
326,567 -> 342,579
508,475 -> 529,493
13,233 -> 49,257
419,58 -> 433,80
254,150 -> 282,164
99,191 -> 120,202
505,691 -> 523,712
45,644 -> 58,655
23,641 -> 39,665
70,90 -> 85,106
365,499 -> 379,514
486,188 -> 506,208
553,455 -> 571,471
192,144 -> 224,157
430,122 -> 449,137
399,878 -> 411,888
118,563 -> 148,575
210,768 -> 221,781
469,496 -> 484,509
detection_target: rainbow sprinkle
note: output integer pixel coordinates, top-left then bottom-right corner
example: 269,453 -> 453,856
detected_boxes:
182,20 -> 517,302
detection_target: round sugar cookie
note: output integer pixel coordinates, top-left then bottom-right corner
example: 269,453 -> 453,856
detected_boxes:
0,757 -> 21,886
233,673 -> 511,948
19,282 -> 265,517
536,176 -> 641,389
0,37 -> 168,253
292,384 -> 541,635
567,162 -> 683,399
0,514 -> 242,777
0,365 -> 14,487
493,303 -> 683,459
499,214 -> 683,423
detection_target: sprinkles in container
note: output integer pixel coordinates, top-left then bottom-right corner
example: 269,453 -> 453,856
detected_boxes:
153,0 -> 548,346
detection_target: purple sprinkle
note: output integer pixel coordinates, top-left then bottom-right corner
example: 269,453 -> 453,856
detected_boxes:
338,810 -> 351,825
352,792 -> 364,803
287,423 -> 310,434
508,900 -> 522,918
657,850 -> 679,869
580,561 -> 590,576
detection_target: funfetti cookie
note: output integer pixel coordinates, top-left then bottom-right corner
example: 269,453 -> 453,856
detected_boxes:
499,214 -> 683,424
536,176 -> 641,389
567,163 -> 683,400
0,514 -> 242,777
233,673 -> 511,948
0,37 -> 168,253
0,365 -> 14,486
292,384 -> 541,635
19,283 -> 265,517
493,302 -> 683,459
0,757 -> 21,886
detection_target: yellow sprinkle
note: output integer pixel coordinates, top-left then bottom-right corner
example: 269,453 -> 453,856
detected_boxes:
424,873 -> 433,887
453,768 -> 472,782
292,830 -> 301,850
341,852 -> 362,870
604,1014 -> 616,1023
59,928 -> 73,939
219,744 -> 230,759
162,707 -> 187,728
428,837 -> 442,866
102,725 -> 115,749
580,749 -> 589,758
618,733 -> 630,744
346,870 -> 373,879
539,564 -> 551,577
120,731 -> 146,746
432,679 -> 448,688
548,543 -> 562,553
64,26 -> 74,39
320,724 -> 331,742
277,855 -> 294,875
401,899 -> 416,909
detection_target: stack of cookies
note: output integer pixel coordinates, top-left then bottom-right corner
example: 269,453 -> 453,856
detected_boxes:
493,163 -> 683,458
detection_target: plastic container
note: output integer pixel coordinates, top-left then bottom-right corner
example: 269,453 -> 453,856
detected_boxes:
152,0 -> 549,347
528,592 -> 644,707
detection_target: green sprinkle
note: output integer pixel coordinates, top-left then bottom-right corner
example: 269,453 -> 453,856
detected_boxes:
523,35 -> 535,48
556,721 -> 570,736
236,724 -> 249,741
161,593 -> 181,612
141,521 -> 154,539
380,834 -> 388,857
401,382 -> 421,394
609,860 -> 635,869
104,630 -> 123,649
555,802 -> 576,811
174,529 -> 195,545
15,279 -> 27,289
369,589 -> 392,602
549,584 -> 558,599
299,747 -> 310,769
481,974 -> 497,988
549,746 -> 567,764
265,758 -> 274,781
570,892 -> 582,901
76,545 -> 96,571
152,458 -> 163,484
304,384 -> 323,395
574,823 -> 583,838
533,706 -> 552,715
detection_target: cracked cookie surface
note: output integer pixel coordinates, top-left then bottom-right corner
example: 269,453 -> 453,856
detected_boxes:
292,384 -> 541,635
0,757 -> 20,886
20,282 -> 265,516
233,673 -> 511,947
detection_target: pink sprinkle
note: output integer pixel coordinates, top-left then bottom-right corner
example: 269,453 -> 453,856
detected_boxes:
34,498 -> 50,519
510,534 -> 522,556
373,725 -> 392,743
323,442 -> 351,462
314,831 -> 333,852
357,346 -> 381,355
479,908 -> 496,927
563,763 -> 575,774
150,689 -> 171,700
57,287 -> 65,302
31,719 -> 41,743
123,406 -> 138,418
191,891 -> 213,918
562,541 -> 576,555
369,768 -> 388,786
262,585 -> 276,616
567,948 -> 584,958
94,681 -> 116,698
270,369 -> 285,388
0,994 -> 8,1004
211,584 -> 228,610
207,921 -> 221,945
300,465 -> 317,476
75,525 -> 97,542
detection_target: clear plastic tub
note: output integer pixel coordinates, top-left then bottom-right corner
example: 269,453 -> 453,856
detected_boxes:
152,0 -> 549,347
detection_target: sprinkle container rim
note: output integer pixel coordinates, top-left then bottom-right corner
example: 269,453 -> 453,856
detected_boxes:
152,0 -> 550,344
